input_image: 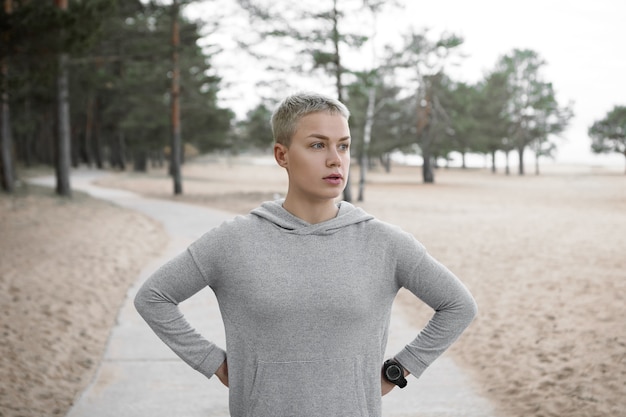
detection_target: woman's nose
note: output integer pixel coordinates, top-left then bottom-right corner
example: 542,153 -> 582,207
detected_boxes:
327,148 -> 341,167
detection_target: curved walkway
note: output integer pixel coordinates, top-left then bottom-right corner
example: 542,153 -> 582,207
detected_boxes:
31,169 -> 498,417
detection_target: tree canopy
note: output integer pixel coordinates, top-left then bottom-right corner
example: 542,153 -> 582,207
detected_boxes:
589,105 -> 626,173
1,0 -> 234,194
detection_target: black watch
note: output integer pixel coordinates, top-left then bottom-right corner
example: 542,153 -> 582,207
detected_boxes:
382,359 -> 407,388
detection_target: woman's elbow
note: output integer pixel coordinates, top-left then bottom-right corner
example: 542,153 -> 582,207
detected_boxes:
463,294 -> 478,324
133,284 -> 152,319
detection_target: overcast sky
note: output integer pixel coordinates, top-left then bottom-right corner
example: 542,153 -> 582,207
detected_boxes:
385,0 -> 626,166
188,0 -> 625,166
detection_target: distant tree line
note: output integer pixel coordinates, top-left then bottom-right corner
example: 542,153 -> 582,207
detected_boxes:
1,0 -> 623,197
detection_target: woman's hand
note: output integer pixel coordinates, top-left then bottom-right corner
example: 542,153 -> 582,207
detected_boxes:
381,363 -> 410,396
381,377 -> 396,396
215,359 -> 229,387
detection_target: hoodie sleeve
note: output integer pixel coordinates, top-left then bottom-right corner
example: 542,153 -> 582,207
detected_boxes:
392,233 -> 477,378
134,248 -> 226,379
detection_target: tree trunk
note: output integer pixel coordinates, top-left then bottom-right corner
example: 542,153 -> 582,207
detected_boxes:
93,98 -> 103,169
421,134 -> 434,184
170,0 -> 182,195
358,86 -> 375,202
56,52 -> 72,197
380,154 -> 391,173
71,125 -> 79,168
1,61 -> 14,193
517,146 -> 525,175
83,93 -> 95,167
422,154 -> 434,183
331,0 -> 342,103
42,110 -> 55,165
421,150 -> 435,182
22,99 -> 34,167
535,154 -> 540,175
505,150 -> 511,175
117,131 -> 126,170
55,0 -> 71,196
1,0 -> 14,193
107,133 -> 115,168
110,131 -> 126,170
133,150 -> 147,172
421,127 -> 435,183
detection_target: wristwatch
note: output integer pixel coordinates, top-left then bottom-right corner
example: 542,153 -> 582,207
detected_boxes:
382,359 -> 407,388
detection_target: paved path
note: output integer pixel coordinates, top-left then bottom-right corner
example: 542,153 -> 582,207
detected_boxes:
31,170 -> 498,417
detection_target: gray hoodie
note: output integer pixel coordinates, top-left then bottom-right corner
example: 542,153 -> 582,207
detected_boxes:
135,200 -> 477,417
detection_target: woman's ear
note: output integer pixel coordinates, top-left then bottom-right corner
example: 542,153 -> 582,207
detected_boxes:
274,143 -> 288,168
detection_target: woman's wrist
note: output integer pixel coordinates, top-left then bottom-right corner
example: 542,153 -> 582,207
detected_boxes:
215,359 -> 229,387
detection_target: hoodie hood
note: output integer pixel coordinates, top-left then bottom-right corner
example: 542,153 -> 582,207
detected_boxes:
250,199 -> 374,236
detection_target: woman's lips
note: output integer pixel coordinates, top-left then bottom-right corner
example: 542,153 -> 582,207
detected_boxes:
323,173 -> 343,185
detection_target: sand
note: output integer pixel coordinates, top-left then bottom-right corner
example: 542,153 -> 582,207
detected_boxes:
0,183 -> 168,417
1,156 -> 624,417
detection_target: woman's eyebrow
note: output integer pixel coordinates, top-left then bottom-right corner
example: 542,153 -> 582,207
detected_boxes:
308,133 -> 351,141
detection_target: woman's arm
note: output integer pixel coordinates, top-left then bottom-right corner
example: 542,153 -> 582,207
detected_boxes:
395,249 -> 477,379
134,249 -> 226,379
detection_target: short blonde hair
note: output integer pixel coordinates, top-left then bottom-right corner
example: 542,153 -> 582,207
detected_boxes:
271,92 -> 350,147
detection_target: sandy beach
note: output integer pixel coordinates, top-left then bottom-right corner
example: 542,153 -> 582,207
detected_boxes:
1,156 -> 624,417
0,183 -> 168,416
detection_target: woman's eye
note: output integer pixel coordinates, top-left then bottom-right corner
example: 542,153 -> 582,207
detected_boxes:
339,144 -> 350,151
311,143 -> 324,149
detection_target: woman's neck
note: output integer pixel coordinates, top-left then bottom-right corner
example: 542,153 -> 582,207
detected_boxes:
282,196 -> 339,224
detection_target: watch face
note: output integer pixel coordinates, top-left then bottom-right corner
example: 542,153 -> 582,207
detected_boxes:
385,364 -> 402,381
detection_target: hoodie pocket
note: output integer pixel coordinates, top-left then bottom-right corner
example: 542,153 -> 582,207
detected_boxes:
247,356 -> 368,417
